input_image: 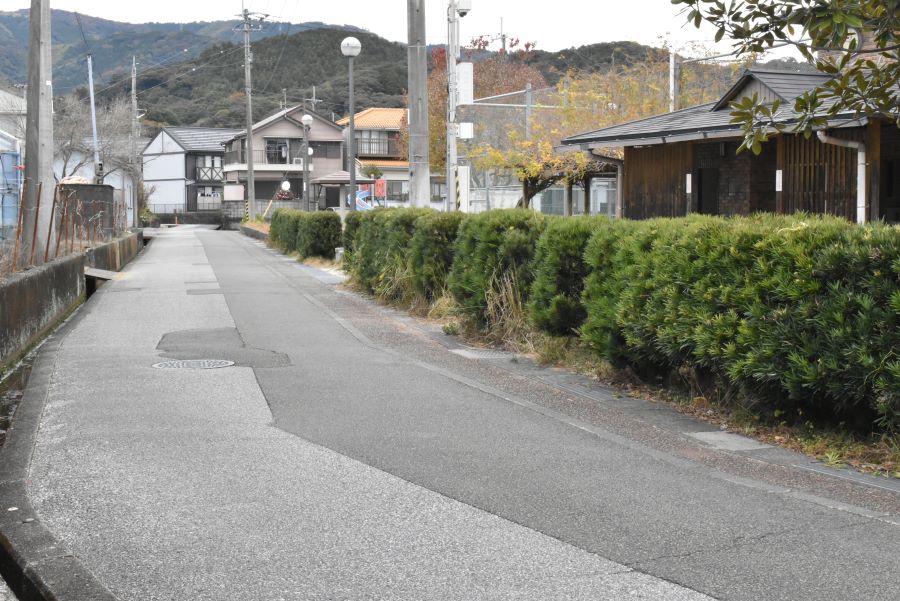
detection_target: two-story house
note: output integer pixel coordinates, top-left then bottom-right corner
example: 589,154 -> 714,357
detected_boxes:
336,107 -> 411,205
222,106 -> 345,211
142,126 -> 241,214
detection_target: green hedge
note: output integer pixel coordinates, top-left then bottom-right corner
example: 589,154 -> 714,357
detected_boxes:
409,211 -> 468,301
343,210 -> 366,254
269,209 -> 303,253
296,211 -> 342,260
448,209 -> 548,324
340,206 -> 900,431
529,215 -> 610,336
352,208 -> 434,299
581,214 -> 900,429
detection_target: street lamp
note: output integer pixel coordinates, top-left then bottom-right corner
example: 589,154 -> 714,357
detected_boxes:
301,113 -> 313,211
341,36 -> 361,212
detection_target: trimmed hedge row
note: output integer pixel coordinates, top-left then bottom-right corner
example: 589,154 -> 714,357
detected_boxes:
342,208 -> 900,431
268,208 -> 342,259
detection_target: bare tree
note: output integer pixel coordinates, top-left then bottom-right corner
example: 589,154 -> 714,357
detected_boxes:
54,95 -> 134,181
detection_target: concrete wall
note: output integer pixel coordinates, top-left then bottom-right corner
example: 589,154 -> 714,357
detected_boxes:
0,255 -> 84,372
0,231 -> 143,373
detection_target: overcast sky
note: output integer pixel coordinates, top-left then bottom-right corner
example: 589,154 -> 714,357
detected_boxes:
8,0 -> 738,57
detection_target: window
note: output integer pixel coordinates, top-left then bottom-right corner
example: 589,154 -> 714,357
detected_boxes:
386,181 -> 408,202
265,138 -> 289,164
310,142 -> 342,159
431,182 -> 446,202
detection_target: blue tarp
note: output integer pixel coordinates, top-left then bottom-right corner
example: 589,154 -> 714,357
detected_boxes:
0,152 -> 21,239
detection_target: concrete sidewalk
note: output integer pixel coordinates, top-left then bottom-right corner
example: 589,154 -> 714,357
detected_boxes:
3,228 -> 898,600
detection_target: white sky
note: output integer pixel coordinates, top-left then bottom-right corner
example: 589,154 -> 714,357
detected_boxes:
7,0 -> 739,57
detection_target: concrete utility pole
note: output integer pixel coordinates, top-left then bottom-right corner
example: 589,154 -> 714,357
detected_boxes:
669,51 -> 681,112
235,8 -> 264,219
131,56 -> 140,227
21,0 -> 53,268
407,0 -> 430,208
86,54 -> 103,183
445,0 -> 471,211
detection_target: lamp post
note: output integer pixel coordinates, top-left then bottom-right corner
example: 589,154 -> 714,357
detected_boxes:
341,36 -> 361,212
301,113 -> 313,211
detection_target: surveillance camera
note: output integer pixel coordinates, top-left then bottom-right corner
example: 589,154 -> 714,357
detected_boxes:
457,0 -> 471,16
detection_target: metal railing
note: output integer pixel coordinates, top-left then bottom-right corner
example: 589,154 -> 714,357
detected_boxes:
355,138 -> 401,158
149,203 -> 223,215
223,149 -> 309,166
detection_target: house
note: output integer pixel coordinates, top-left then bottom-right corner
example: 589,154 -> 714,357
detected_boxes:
0,84 -> 26,144
142,126 -> 241,215
562,69 -> 900,223
222,106 -> 344,212
336,107 -> 416,205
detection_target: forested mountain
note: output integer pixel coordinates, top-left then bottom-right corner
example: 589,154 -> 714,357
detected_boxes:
0,9 -> 361,93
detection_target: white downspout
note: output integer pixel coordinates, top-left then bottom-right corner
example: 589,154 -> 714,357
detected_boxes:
816,130 -> 866,224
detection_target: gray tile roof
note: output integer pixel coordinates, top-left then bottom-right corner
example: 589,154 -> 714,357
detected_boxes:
713,69 -> 831,110
165,127 -> 242,152
562,69 -> 858,147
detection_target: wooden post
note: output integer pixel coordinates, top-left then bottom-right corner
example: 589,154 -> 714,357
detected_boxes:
55,192 -> 69,259
563,179 -> 573,216
582,176 -> 590,215
867,120 -> 881,221
776,134 -> 784,214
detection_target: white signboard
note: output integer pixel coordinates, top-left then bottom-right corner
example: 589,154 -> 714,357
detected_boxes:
685,173 -> 692,194
775,169 -> 783,192
457,62 -> 474,105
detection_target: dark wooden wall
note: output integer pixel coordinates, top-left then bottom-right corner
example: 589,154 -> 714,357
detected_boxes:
623,143 -> 693,219
777,129 -> 862,220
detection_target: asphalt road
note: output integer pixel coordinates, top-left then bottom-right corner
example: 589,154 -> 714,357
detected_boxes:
25,228 -> 900,601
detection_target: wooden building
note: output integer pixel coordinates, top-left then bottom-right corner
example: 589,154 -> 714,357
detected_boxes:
562,69 -> 899,223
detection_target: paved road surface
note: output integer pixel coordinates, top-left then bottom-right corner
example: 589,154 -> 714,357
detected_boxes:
23,228 -> 900,600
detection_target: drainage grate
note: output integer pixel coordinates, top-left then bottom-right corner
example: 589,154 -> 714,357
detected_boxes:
152,359 -> 235,370
450,348 -> 513,360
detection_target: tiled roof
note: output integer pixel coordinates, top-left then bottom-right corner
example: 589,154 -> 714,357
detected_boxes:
336,107 -> 405,130
360,159 -> 409,168
713,68 -> 831,110
165,127 -> 242,152
562,69 -> 859,147
229,106 -> 341,140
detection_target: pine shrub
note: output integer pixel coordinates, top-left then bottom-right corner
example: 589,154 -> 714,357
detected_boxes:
448,209 -> 548,325
529,215 -> 609,336
296,212 -> 342,260
409,211 -> 468,301
352,208 -> 434,298
268,209 -> 303,253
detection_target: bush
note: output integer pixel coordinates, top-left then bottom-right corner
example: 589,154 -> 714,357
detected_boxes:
269,209 -> 303,253
351,208 -> 434,299
409,211 -> 468,301
448,209 -> 548,325
343,210 -> 366,253
529,215 -> 609,336
581,213 -> 900,430
296,211 -> 342,260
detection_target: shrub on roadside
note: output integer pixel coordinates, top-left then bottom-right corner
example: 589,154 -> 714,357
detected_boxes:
296,211 -> 342,260
343,210 -> 366,253
409,211 -> 468,301
529,216 -> 609,336
269,209 -> 303,253
448,209 -> 548,326
352,208 -> 434,300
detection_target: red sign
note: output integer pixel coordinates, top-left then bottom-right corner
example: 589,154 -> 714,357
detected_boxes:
375,179 -> 386,198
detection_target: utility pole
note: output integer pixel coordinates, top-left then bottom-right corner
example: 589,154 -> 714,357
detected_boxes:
304,86 -> 322,111
669,51 -> 681,112
21,0 -> 53,268
281,88 -> 287,110
407,0 -> 430,208
131,56 -> 140,227
86,54 -> 103,183
445,0 -> 471,211
235,8 -> 265,219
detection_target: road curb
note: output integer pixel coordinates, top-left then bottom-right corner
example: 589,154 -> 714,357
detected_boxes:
0,303 -> 117,601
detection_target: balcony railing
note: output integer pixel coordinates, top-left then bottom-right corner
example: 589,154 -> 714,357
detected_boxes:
223,149 -> 310,166
355,138 -> 401,158
196,166 -> 224,181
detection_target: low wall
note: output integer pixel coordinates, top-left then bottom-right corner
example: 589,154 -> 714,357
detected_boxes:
240,225 -> 268,241
0,231 -> 143,374
0,255 -> 84,373
85,231 -> 143,271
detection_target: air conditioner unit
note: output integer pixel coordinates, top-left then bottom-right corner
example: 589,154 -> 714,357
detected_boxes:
293,158 -> 304,165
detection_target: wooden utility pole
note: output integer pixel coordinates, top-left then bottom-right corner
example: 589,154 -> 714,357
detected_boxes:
21,0 -> 53,268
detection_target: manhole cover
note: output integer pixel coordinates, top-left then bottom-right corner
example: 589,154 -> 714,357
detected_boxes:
450,348 -> 513,360
152,359 -> 234,369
